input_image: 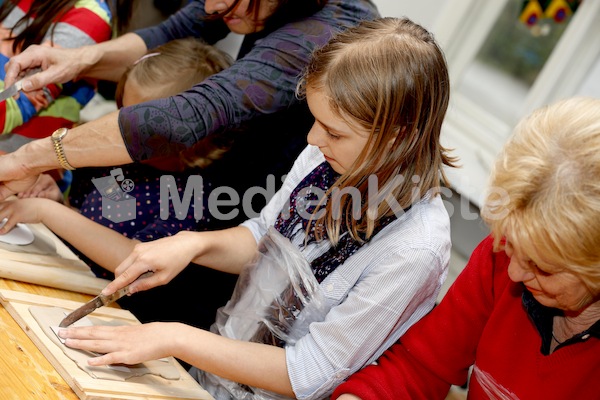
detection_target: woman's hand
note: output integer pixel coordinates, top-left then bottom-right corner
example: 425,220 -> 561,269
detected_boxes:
0,140 -> 66,201
5,33 -> 148,88
18,173 -> 64,203
102,232 -> 201,296
4,45 -> 93,91
58,322 -> 178,366
0,172 -> 41,202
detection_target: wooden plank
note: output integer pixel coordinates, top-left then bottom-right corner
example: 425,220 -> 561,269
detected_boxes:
0,259 -> 109,295
0,222 -> 110,295
0,278 -> 94,399
0,249 -> 96,272
0,303 -> 79,400
0,289 -> 213,400
0,277 -> 92,302
75,376 -> 217,399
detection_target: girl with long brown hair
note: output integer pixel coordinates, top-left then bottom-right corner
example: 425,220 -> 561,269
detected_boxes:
0,17 -> 455,399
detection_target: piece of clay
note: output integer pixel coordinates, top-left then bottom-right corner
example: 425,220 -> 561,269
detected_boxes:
0,219 -> 35,246
30,305 -> 180,381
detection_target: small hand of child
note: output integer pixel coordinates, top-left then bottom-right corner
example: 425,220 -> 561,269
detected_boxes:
0,198 -> 44,234
18,173 -> 64,203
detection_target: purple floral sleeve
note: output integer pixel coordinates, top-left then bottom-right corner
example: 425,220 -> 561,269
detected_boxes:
118,0 -> 379,161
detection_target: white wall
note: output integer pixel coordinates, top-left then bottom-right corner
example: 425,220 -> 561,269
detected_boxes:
372,0 -> 447,30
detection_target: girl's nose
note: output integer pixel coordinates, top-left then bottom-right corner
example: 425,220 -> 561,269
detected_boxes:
507,257 -> 535,283
307,124 -> 324,147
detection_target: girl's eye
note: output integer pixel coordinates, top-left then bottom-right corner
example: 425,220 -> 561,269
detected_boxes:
326,131 -> 340,140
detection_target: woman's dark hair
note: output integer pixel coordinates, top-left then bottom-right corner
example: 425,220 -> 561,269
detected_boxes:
0,0 -> 135,53
208,0 -> 327,28
113,0 -> 136,34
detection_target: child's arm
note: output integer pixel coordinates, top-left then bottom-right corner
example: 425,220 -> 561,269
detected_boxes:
103,226 -> 259,296
0,197 -> 261,297
0,198 -> 136,272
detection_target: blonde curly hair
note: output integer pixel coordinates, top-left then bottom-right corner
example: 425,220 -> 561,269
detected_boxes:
482,97 -> 600,293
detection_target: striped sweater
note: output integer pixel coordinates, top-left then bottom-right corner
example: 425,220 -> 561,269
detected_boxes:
0,0 -> 112,137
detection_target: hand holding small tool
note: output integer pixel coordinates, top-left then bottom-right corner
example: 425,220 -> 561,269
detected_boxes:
0,68 -> 42,102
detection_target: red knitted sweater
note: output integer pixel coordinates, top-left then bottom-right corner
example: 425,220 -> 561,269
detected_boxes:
333,236 -> 600,399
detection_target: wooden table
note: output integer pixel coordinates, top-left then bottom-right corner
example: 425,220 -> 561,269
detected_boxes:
0,225 -> 212,400
0,277 -> 92,400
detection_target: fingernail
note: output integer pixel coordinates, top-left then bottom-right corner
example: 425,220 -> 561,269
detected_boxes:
22,81 -> 33,91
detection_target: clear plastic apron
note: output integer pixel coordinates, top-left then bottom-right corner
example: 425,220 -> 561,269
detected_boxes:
191,227 -> 327,400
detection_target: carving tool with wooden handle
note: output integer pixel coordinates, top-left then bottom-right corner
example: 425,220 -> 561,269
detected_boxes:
59,271 -> 153,327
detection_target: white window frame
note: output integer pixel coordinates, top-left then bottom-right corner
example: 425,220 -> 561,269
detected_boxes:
433,0 -> 600,206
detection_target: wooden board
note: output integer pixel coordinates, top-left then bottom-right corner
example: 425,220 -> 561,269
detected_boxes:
0,289 -> 214,400
0,277 -> 97,399
0,223 -> 110,295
